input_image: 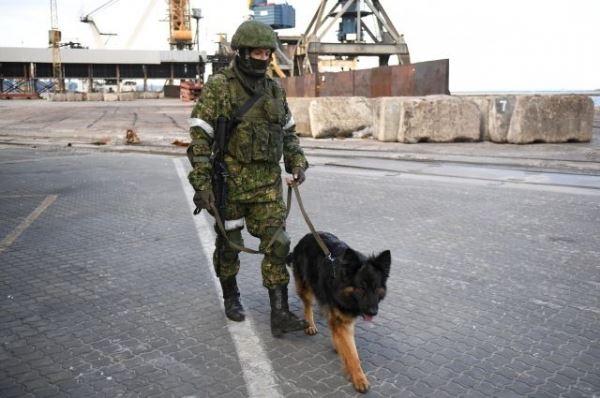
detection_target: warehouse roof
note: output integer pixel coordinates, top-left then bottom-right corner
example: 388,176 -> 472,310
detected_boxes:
0,47 -> 206,64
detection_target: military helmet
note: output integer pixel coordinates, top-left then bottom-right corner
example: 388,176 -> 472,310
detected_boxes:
231,20 -> 277,50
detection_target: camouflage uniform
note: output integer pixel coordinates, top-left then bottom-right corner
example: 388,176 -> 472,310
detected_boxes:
187,34 -> 308,289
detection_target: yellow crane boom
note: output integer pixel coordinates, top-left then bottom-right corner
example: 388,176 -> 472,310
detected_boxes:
169,0 -> 193,49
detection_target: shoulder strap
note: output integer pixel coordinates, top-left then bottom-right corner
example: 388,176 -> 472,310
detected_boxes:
231,89 -> 263,121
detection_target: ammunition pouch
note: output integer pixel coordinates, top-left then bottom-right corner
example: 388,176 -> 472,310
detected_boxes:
227,121 -> 283,164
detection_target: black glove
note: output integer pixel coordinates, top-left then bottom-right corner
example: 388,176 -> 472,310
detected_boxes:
292,167 -> 306,185
193,190 -> 215,210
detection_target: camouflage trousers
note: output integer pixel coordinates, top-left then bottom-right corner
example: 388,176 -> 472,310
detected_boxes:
213,198 -> 290,289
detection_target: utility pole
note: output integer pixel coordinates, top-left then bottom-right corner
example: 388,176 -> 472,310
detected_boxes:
192,8 -> 202,52
191,8 -> 205,84
49,0 -> 65,92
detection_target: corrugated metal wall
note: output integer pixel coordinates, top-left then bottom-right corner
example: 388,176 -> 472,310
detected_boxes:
281,59 -> 450,97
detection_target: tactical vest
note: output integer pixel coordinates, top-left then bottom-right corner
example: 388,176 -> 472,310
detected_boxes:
222,69 -> 286,164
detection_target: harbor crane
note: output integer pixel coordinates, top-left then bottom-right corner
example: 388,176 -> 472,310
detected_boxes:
168,0 -> 194,50
80,0 -> 119,49
295,0 -> 411,75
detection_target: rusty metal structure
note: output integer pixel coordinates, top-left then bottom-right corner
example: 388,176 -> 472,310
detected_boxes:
280,59 -> 449,97
295,0 -> 411,76
168,0 -> 193,50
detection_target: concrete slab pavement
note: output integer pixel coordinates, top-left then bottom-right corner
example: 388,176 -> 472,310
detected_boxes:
1,146 -> 599,397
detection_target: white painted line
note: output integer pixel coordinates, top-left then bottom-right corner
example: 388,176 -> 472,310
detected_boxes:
173,158 -> 283,398
0,194 -> 58,254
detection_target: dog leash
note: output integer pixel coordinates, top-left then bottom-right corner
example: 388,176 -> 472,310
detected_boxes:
205,183 -> 333,262
206,187 -> 293,255
288,184 -> 333,262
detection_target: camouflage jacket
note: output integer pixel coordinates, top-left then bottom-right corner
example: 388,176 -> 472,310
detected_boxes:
187,66 -> 308,202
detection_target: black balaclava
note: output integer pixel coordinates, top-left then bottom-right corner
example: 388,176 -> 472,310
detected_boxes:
235,48 -> 271,78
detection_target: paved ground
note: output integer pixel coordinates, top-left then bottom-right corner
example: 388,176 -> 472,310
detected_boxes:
0,100 -> 599,397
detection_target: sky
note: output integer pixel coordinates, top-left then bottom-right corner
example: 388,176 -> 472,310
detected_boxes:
0,0 -> 598,92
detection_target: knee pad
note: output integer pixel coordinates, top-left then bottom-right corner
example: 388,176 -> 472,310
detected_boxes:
219,228 -> 244,263
268,228 -> 290,260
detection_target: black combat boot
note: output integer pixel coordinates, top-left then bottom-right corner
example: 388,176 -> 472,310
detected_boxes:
220,277 -> 245,322
268,285 -> 309,337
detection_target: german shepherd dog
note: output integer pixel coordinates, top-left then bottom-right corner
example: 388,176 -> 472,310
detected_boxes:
287,232 -> 391,393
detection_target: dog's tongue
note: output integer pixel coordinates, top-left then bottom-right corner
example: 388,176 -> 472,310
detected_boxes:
362,315 -> 374,322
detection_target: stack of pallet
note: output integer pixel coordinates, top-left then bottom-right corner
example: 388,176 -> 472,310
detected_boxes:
180,80 -> 202,102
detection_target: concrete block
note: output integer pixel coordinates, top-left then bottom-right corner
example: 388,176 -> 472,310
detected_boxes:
287,97 -> 314,137
65,92 -> 84,102
485,96 -> 517,143
84,92 -> 104,101
309,97 -> 373,138
398,95 -> 481,143
138,91 -> 161,99
462,96 -> 495,141
507,95 -> 594,143
118,93 -> 136,101
372,97 -> 401,142
103,93 -> 119,102
48,93 -> 67,102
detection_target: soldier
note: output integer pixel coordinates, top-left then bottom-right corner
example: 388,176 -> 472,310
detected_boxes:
187,20 -> 308,337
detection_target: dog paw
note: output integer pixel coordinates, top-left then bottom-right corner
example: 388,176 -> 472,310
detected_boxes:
351,373 -> 369,393
305,325 -> 318,335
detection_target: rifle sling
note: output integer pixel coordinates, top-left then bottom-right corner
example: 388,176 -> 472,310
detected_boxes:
231,89 -> 264,122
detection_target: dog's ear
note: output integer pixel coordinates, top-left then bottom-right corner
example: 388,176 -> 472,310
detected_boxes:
373,250 -> 391,277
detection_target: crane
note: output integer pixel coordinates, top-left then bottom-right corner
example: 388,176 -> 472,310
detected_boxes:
49,0 -> 65,92
168,0 -> 193,50
295,0 -> 411,75
80,0 -> 119,49
126,0 -> 160,48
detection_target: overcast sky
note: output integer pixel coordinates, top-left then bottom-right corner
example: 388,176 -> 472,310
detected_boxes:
0,0 -> 598,92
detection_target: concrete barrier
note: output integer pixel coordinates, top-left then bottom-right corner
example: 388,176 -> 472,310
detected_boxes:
48,93 -> 67,102
384,94 -> 593,144
309,97 -> 373,138
103,93 -> 119,102
47,91 -> 162,102
66,92 -> 84,101
462,96 -> 494,141
84,92 -> 104,101
506,95 -> 593,143
287,97 -> 314,137
372,97 -> 405,142
118,93 -> 136,101
371,96 -> 482,143
48,92 -> 83,101
473,95 -> 595,143
398,95 -> 481,143
482,96 -> 516,143
138,91 -> 161,99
